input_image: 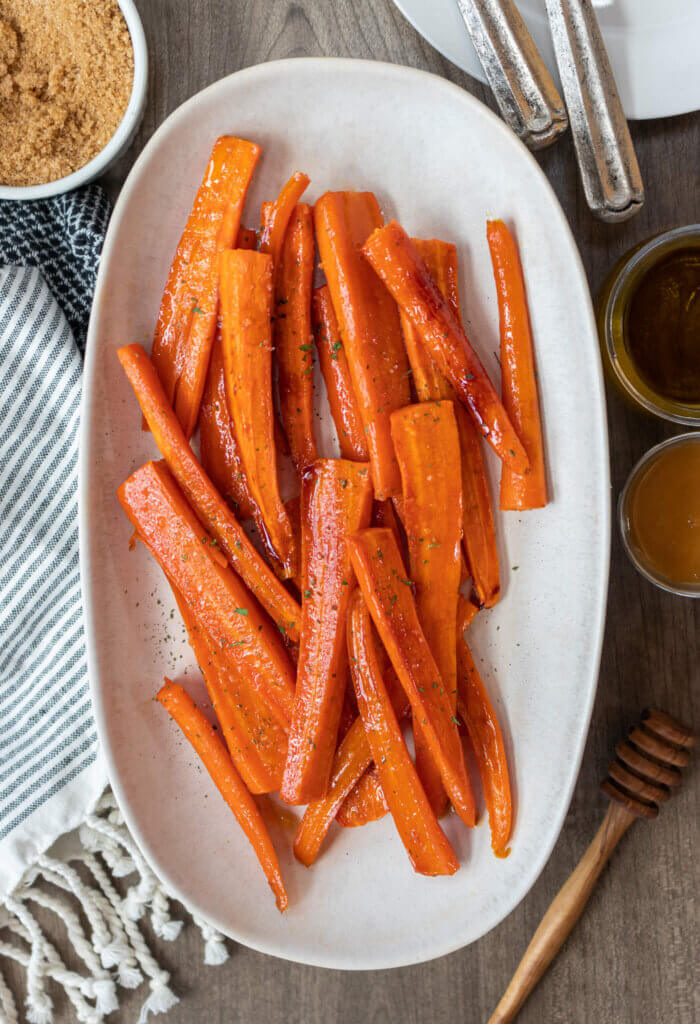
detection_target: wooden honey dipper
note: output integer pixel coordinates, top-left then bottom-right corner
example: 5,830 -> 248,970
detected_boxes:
489,707 -> 695,1024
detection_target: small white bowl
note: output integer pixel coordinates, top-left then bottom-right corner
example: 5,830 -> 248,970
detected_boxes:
0,0 -> 148,201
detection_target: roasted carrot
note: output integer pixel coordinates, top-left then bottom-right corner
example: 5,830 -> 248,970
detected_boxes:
311,285 -> 369,461
292,668 -> 409,866
199,326 -> 257,520
362,221 -> 529,475
259,171 -> 310,271
487,219 -> 548,510
314,192 -> 411,499
396,239 -> 500,608
347,590 -> 458,875
219,249 -> 297,577
391,400 -> 463,815
157,680 -> 288,912
236,226 -> 257,249
270,203 -> 317,474
281,459 -> 373,804
457,593 -> 480,634
348,528 -> 476,827
171,584 -> 287,793
336,766 -> 387,827
457,634 -> 512,854
399,240 -> 458,403
118,343 -> 301,640
150,137 -> 261,438
456,404 -> 500,607
118,460 -> 296,728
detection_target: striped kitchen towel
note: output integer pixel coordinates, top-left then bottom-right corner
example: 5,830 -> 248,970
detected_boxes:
0,187 -> 226,1024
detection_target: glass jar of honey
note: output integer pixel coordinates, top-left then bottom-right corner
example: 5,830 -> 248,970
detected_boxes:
619,433 -> 700,597
598,225 -> 700,424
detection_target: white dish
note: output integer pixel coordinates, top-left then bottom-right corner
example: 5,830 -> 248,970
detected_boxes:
392,0 -> 700,121
80,58 -> 610,969
0,0 -> 148,201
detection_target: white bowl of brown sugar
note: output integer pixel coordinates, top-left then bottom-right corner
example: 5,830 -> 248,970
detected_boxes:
0,0 -> 148,200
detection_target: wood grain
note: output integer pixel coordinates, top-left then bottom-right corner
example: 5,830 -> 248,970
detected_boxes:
6,2 -> 698,1021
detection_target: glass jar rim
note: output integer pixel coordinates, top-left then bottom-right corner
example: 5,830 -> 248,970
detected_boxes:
603,225 -> 700,426
618,431 -> 700,598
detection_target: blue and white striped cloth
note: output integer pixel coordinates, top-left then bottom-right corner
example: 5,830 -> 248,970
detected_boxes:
0,187 -> 110,899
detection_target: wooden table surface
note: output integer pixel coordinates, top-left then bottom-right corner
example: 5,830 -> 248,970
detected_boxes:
68,1 -> 700,1020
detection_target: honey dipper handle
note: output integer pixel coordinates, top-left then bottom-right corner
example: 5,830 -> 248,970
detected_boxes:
488,801 -> 635,1024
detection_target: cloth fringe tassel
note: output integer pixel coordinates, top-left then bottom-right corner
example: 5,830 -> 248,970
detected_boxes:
0,790 -> 229,1023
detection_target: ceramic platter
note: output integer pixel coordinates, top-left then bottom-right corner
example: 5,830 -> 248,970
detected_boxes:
80,58 -> 610,969
392,0 -> 700,121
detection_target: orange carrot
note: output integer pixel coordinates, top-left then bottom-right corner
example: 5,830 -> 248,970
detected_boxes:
399,240 -> 457,403
118,460 -> 296,728
348,528 -> 476,827
281,460 -> 373,804
219,249 -> 297,577
118,343 -> 301,641
311,285 -> 369,460
456,404 -> 500,607
259,171 -> 310,271
171,585 -> 287,793
396,238 -> 500,609
487,219 -> 548,510
151,137 -> 260,438
199,326 -> 257,520
362,221 -> 529,475
157,680 -> 288,911
336,766 -> 387,827
391,401 -> 463,815
236,226 -> 257,249
347,590 -> 458,875
456,634 -> 512,854
314,192 -> 411,499
271,203 -> 318,474
457,593 -> 480,634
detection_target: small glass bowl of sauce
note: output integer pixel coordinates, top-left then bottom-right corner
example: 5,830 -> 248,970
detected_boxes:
598,225 -> 700,424
619,433 -> 700,597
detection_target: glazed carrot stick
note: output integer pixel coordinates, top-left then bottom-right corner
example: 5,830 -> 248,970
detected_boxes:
487,219 -> 548,511
456,634 -> 512,854
457,593 -> 480,634
219,250 -> 297,577
259,171 -> 310,271
171,585 -> 287,793
399,240 -> 458,403
456,404 -> 500,608
270,203 -> 318,474
362,221 -> 529,475
118,461 -> 296,728
236,226 -> 257,249
346,590 -> 459,875
336,766 -> 387,827
293,668 -> 409,866
311,285 -> 369,460
157,680 -> 288,912
199,327 -> 257,520
391,401 -> 463,815
117,343 -> 301,640
281,459 -> 373,804
396,239 -> 500,608
348,528 -> 476,827
151,137 -> 261,438
314,192 -> 411,499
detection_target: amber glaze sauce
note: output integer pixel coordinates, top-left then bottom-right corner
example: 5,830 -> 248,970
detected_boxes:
625,248 -> 700,403
626,442 -> 700,587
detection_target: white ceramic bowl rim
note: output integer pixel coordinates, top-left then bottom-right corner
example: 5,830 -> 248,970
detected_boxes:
0,0 -> 148,201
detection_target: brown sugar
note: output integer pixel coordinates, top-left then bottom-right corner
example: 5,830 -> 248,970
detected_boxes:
0,1 -> 134,187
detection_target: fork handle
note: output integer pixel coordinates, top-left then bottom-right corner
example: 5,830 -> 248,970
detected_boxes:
545,0 -> 644,221
488,801 -> 635,1024
455,0 -> 568,149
